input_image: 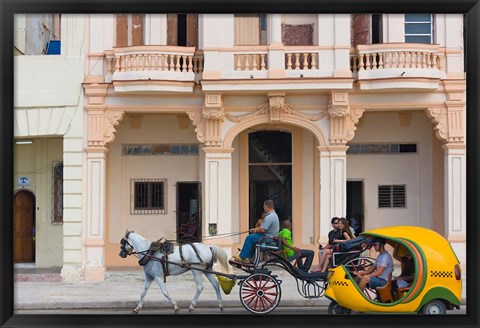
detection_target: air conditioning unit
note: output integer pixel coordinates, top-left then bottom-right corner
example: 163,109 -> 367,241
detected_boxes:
46,40 -> 61,55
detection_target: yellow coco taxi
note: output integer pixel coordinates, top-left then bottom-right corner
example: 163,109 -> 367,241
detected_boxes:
324,226 -> 462,314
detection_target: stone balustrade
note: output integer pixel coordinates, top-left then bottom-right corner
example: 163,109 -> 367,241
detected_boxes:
351,43 -> 443,72
234,53 -> 268,71
104,46 -> 203,81
284,51 -> 318,70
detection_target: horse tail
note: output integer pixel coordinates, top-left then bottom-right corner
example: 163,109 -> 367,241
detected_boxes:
210,245 -> 229,273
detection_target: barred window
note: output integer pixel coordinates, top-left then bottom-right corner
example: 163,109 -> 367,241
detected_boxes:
378,185 -> 406,208
131,179 -> 167,214
52,162 -> 63,223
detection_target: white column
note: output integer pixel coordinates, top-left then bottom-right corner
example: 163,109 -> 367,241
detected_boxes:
268,14 -> 282,45
61,101 -> 85,282
267,14 -> 285,78
317,15 -> 335,74
203,148 -> 234,244
443,144 -> 466,269
333,14 -> 352,77
318,146 -> 347,241
201,14 -> 234,79
444,14 -> 465,79
84,150 -> 107,281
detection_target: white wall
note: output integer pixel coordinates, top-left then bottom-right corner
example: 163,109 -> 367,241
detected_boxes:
347,111 -> 433,230
108,114 -> 200,242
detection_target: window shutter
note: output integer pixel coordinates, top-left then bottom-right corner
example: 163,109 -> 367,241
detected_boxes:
235,14 -> 260,45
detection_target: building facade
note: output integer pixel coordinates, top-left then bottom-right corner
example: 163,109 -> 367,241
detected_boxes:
14,13 -> 466,282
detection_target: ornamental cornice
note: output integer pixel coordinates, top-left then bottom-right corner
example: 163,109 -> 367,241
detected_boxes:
87,109 -> 125,149
425,106 -> 464,144
202,109 -> 225,121
328,105 -> 350,118
187,107 -> 206,143
225,97 -> 328,123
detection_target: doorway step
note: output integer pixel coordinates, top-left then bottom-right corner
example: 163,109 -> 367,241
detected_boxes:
14,265 -> 62,282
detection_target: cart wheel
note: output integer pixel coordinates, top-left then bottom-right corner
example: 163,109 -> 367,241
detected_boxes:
328,301 -> 351,315
239,273 -> 281,314
344,257 -> 375,274
420,300 -> 447,314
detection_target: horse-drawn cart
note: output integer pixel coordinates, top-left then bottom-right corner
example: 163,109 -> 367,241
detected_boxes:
119,226 -> 462,315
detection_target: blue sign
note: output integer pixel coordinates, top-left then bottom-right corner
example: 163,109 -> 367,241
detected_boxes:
18,177 -> 30,187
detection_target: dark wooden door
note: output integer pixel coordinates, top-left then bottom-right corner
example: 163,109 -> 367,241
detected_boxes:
14,191 -> 35,263
176,182 -> 201,243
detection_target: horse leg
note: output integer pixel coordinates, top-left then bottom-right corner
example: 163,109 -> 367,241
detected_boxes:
133,275 -> 154,314
188,269 -> 205,312
154,276 -> 180,313
204,272 -> 224,312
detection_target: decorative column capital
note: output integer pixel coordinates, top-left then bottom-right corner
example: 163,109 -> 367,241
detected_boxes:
328,91 -> 364,146
86,109 -> 125,151
426,106 -> 464,145
198,93 -> 225,147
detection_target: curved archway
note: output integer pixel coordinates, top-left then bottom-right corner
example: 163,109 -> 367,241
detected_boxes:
223,114 -> 328,149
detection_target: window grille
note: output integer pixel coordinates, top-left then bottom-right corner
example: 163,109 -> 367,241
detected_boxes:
131,179 -> 167,214
404,14 -> 433,44
52,162 -> 63,223
378,185 -> 406,208
347,143 -> 417,154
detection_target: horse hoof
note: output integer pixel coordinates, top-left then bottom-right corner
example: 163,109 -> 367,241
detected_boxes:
220,306 -> 224,312
174,307 -> 180,314
189,307 -> 195,312
132,308 -> 139,314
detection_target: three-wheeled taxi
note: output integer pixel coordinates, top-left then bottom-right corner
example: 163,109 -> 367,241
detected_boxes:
324,226 -> 462,314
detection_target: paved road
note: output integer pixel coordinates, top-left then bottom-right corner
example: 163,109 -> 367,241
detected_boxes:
16,305 -> 466,315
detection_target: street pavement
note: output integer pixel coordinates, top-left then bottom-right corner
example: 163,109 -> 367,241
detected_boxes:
14,266 -> 467,313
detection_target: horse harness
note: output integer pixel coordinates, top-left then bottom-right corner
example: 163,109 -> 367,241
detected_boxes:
138,238 -> 214,282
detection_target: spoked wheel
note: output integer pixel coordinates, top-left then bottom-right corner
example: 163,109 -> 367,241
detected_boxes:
239,273 -> 281,314
344,257 -> 375,275
328,301 -> 352,315
420,300 -> 447,314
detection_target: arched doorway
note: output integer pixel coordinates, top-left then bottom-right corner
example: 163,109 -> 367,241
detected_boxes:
248,131 -> 292,227
14,190 -> 36,263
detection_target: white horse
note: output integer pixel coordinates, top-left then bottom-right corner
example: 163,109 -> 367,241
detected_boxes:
119,230 -> 229,313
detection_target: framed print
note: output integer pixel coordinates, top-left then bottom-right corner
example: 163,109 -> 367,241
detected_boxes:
1,0 -> 479,327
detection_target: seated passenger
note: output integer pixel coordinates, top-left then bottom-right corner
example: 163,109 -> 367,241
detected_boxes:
278,220 -> 314,272
393,244 -> 415,289
354,237 -> 393,290
311,217 -> 354,272
310,217 -> 339,272
232,199 -> 279,264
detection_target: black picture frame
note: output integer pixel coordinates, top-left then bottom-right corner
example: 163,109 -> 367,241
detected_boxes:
1,0 -> 478,327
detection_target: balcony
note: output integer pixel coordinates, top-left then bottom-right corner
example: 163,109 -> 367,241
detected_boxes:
350,43 -> 446,90
201,45 -> 353,92
104,46 -> 204,93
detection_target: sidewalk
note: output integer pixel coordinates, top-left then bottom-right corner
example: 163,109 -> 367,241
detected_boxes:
14,267 -> 330,311
13,267 -> 467,311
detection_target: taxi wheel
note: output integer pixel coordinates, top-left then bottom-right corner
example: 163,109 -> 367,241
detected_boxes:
328,301 -> 352,315
420,300 -> 447,314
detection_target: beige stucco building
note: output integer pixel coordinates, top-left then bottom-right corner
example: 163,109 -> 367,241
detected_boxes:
14,13 -> 466,282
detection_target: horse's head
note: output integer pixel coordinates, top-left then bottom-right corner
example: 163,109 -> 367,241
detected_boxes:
119,230 -> 135,258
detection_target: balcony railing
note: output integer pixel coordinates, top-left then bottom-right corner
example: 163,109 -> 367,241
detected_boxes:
105,46 -> 204,84
285,50 -> 318,70
351,43 -> 444,73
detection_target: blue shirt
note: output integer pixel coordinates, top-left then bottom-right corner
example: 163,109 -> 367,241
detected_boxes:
261,211 -> 280,236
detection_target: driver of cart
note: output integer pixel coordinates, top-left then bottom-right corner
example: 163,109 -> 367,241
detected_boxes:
354,237 -> 394,290
278,220 -> 315,272
232,199 -> 280,264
